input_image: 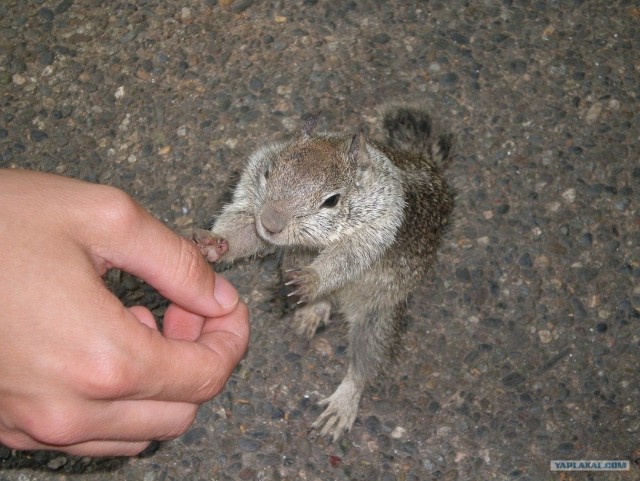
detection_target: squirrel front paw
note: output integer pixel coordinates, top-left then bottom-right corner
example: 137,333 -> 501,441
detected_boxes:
187,228 -> 228,263
285,267 -> 320,304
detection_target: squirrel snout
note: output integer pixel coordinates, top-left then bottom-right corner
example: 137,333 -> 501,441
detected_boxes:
259,207 -> 287,236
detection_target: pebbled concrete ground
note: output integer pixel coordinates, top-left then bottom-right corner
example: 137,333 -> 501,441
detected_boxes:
1,1 -> 639,480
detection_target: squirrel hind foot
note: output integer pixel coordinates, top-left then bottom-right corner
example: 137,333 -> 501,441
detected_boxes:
292,300 -> 332,339
312,377 -> 363,442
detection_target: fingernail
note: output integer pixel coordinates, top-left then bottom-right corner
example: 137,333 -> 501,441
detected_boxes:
213,274 -> 239,309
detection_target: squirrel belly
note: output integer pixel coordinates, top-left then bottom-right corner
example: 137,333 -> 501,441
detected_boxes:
198,106 -> 453,441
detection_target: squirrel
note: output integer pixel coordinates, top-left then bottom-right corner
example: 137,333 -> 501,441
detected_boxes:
191,105 -> 454,441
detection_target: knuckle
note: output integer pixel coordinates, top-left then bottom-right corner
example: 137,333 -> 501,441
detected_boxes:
27,407 -> 82,446
174,240 -> 209,289
76,351 -> 138,399
95,186 -> 142,230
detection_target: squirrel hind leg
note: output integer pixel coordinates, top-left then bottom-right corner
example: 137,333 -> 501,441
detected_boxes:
312,303 -> 403,441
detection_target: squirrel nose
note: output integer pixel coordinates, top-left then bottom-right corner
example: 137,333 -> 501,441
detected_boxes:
260,207 -> 287,236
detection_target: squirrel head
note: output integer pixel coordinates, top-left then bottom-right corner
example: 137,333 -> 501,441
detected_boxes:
254,123 -> 374,247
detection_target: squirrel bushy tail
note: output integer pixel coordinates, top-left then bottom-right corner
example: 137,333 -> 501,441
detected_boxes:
382,105 -> 453,169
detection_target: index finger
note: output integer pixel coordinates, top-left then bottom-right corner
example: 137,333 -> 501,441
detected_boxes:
79,187 -> 239,318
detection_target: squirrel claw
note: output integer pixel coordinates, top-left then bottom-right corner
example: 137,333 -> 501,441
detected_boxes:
285,267 -> 318,304
287,287 -> 309,301
284,269 -> 302,283
287,289 -> 311,304
284,279 -> 299,287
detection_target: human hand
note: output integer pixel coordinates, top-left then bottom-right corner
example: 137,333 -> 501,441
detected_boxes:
0,169 -> 249,457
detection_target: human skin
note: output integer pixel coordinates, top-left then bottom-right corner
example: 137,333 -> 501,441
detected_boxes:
0,169 -> 249,456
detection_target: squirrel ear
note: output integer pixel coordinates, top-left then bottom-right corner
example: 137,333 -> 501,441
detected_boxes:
301,113 -> 320,138
348,131 -> 372,169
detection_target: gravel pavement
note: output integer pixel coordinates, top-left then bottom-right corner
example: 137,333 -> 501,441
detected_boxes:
1,1 -> 639,480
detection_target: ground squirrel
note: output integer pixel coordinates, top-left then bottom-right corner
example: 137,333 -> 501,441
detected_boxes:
192,106 -> 454,441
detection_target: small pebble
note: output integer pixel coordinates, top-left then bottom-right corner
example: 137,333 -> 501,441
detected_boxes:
518,253 -> 533,268
534,255 -> 550,268
55,0 -> 73,14
38,49 -> 55,66
561,188 -> 576,203
441,72 -> 459,85
364,415 -> 381,435
38,7 -> 55,21
579,232 -> 593,246
229,0 -> 255,13
614,199 -> 629,212
181,426 -> 207,445
451,32 -> 469,44
509,59 -> 527,74
249,76 -> 264,90
238,437 -> 261,452
496,204 -> 510,215
538,330 -> 552,343
557,442 -> 574,454
585,102 -> 602,125
46,456 -> 67,470
238,468 -> 256,480
548,201 -> 561,212
595,322 -> 608,333
12,74 -> 27,86
30,129 -> 48,142
428,62 -> 441,73
372,33 -> 391,44
502,372 -> 525,388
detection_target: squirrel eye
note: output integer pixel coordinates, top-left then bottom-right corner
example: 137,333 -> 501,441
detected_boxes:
263,167 -> 270,180
321,194 -> 341,208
